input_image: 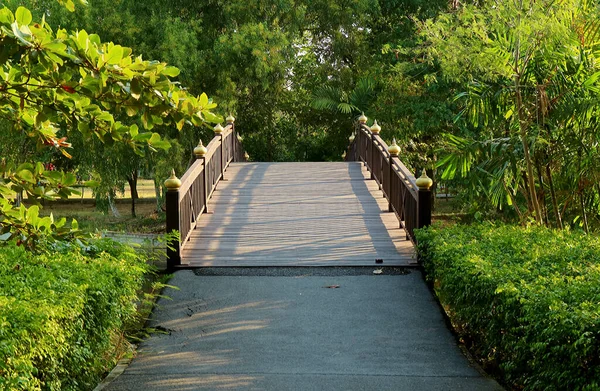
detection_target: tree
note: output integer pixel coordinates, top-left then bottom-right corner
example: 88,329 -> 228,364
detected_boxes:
423,0 -> 600,228
0,4 -> 221,245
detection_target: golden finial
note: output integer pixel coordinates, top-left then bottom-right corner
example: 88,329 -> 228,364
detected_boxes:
214,123 -> 224,134
193,140 -> 207,158
164,169 -> 181,191
370,120 -> 381,134
388,138 -> 400,157
415,169 -> 433,190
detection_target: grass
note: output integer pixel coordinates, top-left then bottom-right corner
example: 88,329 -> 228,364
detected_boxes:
432,196 -> 468,225
16,179 -> 168,233
39,199 -> 166,234
69,179 -> 158,200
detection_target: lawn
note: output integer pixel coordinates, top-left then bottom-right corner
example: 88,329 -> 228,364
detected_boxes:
25,179 -> 165,234
38,200 -> 165,234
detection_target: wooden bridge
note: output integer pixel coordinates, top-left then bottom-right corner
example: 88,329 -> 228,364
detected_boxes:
164,115 -> 433,270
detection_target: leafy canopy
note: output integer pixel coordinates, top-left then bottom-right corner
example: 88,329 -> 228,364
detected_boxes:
0,5 -> 220,246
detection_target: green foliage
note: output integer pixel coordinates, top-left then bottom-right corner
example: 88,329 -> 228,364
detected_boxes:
423,0 -> 600,227
311,77 -> 377,114
0,3 -> 221,242
0,161 -> 86,248
7,0 -> 455,166
28,0 -> 390,162
416,223 -> 600,390
0,239 -> 150,390
0,5 -> 218,151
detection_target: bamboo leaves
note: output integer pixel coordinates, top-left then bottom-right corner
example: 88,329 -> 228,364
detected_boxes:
426,0 -> 600,227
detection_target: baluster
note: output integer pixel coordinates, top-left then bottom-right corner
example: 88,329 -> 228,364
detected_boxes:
194,139 -> 208,215
370,120 -> 381,182
214,123 -> 224,180
358,113 -> 368,169
388,139 -> 400,213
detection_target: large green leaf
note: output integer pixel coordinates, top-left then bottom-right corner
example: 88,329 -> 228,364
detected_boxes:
15,7 -> 32,26
105,45 -> 123,65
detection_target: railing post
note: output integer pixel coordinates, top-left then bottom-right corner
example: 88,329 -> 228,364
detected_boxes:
164,169 -> 181,271
370,120 -> 381,183
416,169 -> 433,229
214,123 -> 225,180
388,139 -> 400,213
370,120 -> 381,184
369,135 -> 374,179
194,140 -> 208,213
370,120 -> 383,182
358,113 -> 368,168
221,133 -> 225,177
227,114 -> 236,163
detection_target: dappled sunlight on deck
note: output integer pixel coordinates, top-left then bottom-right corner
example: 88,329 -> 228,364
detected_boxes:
180,162 -> 415,266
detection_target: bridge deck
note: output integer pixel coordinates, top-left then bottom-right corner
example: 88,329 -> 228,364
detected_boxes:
181,162 -> 415,267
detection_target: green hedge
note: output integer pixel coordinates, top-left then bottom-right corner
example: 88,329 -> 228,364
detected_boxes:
416,223 -> 600,391
0,240 -> 150,390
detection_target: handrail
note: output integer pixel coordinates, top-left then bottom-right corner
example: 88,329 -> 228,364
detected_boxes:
165,120 -> 246,270
346,121 -> 431,244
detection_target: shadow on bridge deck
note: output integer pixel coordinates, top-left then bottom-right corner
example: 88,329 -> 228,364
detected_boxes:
180,162 -> 415,267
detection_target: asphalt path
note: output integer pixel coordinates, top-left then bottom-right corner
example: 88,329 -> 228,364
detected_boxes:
102,268 -> 503,391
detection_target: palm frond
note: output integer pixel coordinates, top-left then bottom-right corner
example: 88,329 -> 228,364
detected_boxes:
311,86 -> 343,112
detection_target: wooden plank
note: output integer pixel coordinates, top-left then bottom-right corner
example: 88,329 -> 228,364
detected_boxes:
181,162 -> 415,267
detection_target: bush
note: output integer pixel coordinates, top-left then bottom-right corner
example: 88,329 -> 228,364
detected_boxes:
416,223 -> 600,391
0,240 -> 150,390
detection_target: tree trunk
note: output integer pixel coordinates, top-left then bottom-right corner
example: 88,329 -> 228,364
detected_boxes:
108,194 -> 120,217
580,189 -> 589,233
535,161 -> 549,226
515,76 -> 542,223
154,178 -> 163,213
431,154 -> 438,212
522,171 -> 533,216
546,164 -> 562,229
127,171 -> 138,218
503,179 -> 523,221
513,3 -> 542,224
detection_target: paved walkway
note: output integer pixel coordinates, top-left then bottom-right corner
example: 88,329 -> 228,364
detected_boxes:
103,269 -> 503,390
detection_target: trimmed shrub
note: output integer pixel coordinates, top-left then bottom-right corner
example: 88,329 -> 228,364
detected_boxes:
416,223 -> 600,390
0,240 -> 150,390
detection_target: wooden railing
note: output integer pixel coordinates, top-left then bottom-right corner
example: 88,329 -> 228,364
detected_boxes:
165,118 -> 246,270
346,118 -> 432,244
